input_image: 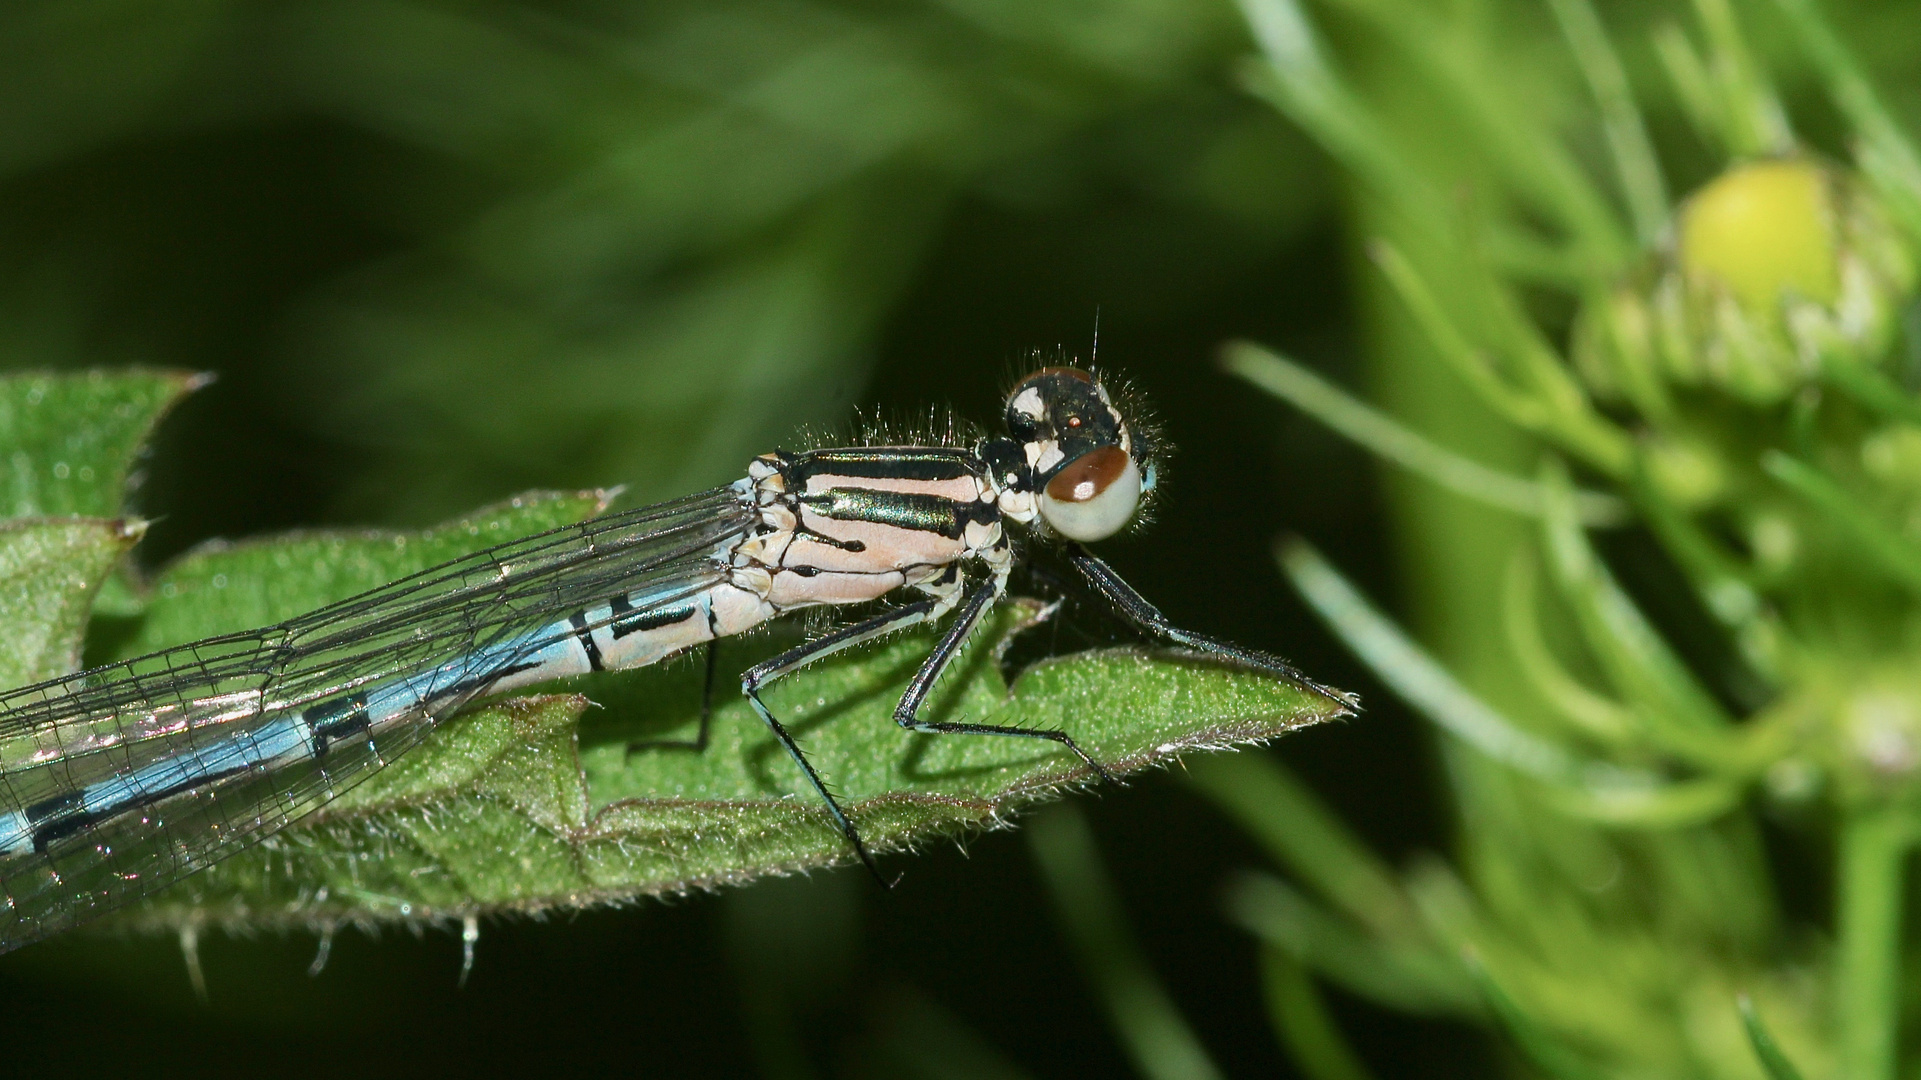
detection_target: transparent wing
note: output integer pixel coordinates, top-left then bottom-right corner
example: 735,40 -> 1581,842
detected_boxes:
0,486 -> 757,951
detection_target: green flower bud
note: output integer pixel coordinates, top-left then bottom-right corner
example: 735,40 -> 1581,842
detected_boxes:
1642,433 -> 1726,508
1575,157 -> 1915,405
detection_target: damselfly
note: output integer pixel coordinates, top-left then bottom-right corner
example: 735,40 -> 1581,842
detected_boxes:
0,366 -> 1347,953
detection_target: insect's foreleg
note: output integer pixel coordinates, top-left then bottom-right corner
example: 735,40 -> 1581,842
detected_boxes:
1062,543 -> 1359,712
892,577 -> 1115,785
741,599 -> 940,882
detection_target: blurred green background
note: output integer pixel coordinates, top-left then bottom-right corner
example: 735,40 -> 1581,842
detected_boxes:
1,0 -> 1916,1077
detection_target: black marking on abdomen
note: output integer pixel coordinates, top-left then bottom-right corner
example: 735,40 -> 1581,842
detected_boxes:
30,762 -> 255,853
610,594 -> 699,639
23,790 -> 83,828
570,612 -> 606,671
443,660 -> 546,702
304,692 -> 371,759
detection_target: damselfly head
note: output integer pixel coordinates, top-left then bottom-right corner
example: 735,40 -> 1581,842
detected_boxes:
1001,366 -> 1154,542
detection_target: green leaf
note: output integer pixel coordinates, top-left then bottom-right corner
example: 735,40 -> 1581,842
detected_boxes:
0,369 -> 203,521
0,368 -> 1341,942
0,368 -> 191,688
1186,752 -> 1420,942
115,610 -> 1336,932
108,490 -> 612,656
0,517 -> 145,688
0,368 -> 206,627
93,496 -> 1340,934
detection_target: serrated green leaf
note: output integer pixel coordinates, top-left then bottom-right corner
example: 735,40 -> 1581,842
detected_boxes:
0,517 -> 145,688
115,598 -> 1339,933
0,368 -> 206,626
0,370 -> 1343,940
87,490 -> 1340,934
0,369 -> 201,521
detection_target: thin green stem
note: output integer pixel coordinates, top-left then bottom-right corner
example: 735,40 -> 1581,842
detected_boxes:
1236,0 -> 1453,236
1463,950 -> 1608,1080
1738,995 -> 1809,1080
1186,753 -> 1416,940
1762,451 -> 1921,593
1653,22 -> 1724,151
1772,0 -> 1921,239
1278,538 -> 1574,781
1029,805 -> 1227,1080
1821,356 -> 1921,426
1280,537 -> 1746,824
1836,806 -> 1909,1080
1544,0 -> 1668,242
1222,341 -> 1627,525
1693,0 -> 1793,156
1311,0 -> 1631,270
1538,461 -> 1744,753
1224,872 -> 1476,1015
1502,551 -> 1637,743
1367,243 -> 1544,419
1260,946 -> 1379,1080
1369,241 -> 1634,477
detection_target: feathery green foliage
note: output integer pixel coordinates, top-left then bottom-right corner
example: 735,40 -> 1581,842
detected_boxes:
1209,0 -> 1921,1076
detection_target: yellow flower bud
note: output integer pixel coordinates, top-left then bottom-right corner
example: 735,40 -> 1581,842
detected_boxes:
1574,157 -> 1914,405
1680,159 -> 1838,311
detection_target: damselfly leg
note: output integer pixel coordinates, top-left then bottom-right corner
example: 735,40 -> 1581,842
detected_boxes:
1064,543 -> 1359,711
624,640 -> 721,755
741,600 -> 941,877
712,571 -> 1116,885
890,576 -> 1113,779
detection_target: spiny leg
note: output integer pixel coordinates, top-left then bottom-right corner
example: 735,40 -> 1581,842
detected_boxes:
626,640 -> 719,756
893,577 -> 1115,785
1063,543 -> 1359,712
741,599 -> 939,884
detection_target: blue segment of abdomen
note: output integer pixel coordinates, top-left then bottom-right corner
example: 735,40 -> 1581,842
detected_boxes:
79,714 -> 317,819
0,619 -> 584,859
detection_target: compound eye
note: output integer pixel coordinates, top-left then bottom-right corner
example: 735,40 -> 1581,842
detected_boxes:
1039,446 -> 1142,542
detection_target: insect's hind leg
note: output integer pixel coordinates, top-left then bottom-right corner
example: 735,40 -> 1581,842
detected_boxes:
892,579 -> 1116,785
625,641 -> 721,756
740,600 -> 939,884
